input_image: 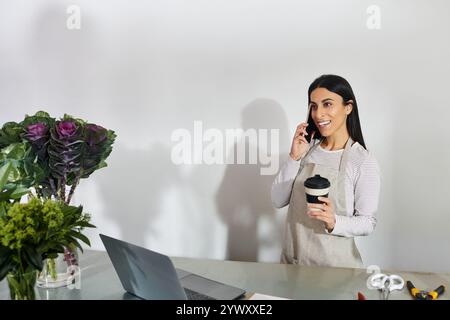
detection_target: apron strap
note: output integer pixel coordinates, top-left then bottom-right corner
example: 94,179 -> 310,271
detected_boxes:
339,136 -> 353,174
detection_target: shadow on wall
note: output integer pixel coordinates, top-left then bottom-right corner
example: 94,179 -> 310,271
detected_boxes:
95,142 -> 181,248
215,98 -> 290,262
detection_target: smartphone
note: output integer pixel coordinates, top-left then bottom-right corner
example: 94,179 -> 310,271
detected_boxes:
304,105 -> 313,143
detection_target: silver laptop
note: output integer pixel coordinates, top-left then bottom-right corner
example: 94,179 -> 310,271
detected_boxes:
100,234 -> 246,300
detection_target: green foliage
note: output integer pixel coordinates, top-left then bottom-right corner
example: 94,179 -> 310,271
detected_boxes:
0,197 -> 94,281
0,122 -> 23,149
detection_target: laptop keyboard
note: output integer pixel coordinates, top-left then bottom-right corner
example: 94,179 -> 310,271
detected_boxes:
184,288 -> 216,300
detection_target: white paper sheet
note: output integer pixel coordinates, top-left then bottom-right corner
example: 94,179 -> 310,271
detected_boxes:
248,293 -> 290,300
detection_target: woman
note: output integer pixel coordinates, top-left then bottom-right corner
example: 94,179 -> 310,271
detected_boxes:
271,74 -> 380,268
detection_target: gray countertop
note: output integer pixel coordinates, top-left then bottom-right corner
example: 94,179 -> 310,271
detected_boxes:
1,250 -> 449,300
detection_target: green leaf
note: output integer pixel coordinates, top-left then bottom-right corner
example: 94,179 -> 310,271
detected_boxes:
3,143 -> 26,160
53,245 -> 66,254
69,231 -> 91,247
24,246 -> 44,271
5,271 -> 20,290
61,203 -> 82,216
0,161 -> 12,190
0,202 -> 7,218
77,221 -> 96,229
32,111 -> 51,118
0,191 -> 15,202
48,253 -> 59,259
9,185 -> 30,199
0,122 -> 23,148
67,238 -> 84,253
0,256 -> 13,282
0,245 -> 11,262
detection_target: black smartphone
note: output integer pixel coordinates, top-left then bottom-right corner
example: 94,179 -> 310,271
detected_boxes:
304,105 -> 313,143
305,125 -> 313,143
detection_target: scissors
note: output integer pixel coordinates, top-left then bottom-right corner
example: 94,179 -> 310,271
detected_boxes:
368,273 -> 405,300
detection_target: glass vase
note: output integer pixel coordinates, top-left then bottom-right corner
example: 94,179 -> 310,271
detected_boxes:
36,249 -> 79,288
7,271 -> 37,300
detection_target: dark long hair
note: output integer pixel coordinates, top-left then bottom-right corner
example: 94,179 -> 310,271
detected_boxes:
307,74 -> 366,149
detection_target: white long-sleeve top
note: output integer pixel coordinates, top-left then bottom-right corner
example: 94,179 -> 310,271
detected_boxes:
271,142 -> 381,237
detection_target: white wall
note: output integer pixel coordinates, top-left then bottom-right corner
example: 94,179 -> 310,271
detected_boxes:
1,0 -> 449,273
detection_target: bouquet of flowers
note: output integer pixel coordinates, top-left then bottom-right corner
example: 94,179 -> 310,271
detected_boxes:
0,111 -> 116,293
0,197 -> 93,299
0,111 -> 116,205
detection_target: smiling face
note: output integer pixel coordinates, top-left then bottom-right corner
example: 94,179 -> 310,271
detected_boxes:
309,87 -> 353,138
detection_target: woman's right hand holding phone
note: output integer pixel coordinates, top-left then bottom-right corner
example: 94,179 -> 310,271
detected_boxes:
289,123 -> 315,161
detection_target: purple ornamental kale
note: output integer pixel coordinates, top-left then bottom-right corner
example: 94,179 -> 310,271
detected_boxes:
25,122 -> 49,141
84,124 -> 107,146
56,121 -> 78,139
24,122 -> 50,163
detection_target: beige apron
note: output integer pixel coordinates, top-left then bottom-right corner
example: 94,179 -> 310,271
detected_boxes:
281,137 -> 363,268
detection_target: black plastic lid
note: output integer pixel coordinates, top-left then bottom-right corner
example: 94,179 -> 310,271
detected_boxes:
304,174 -> 330,189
